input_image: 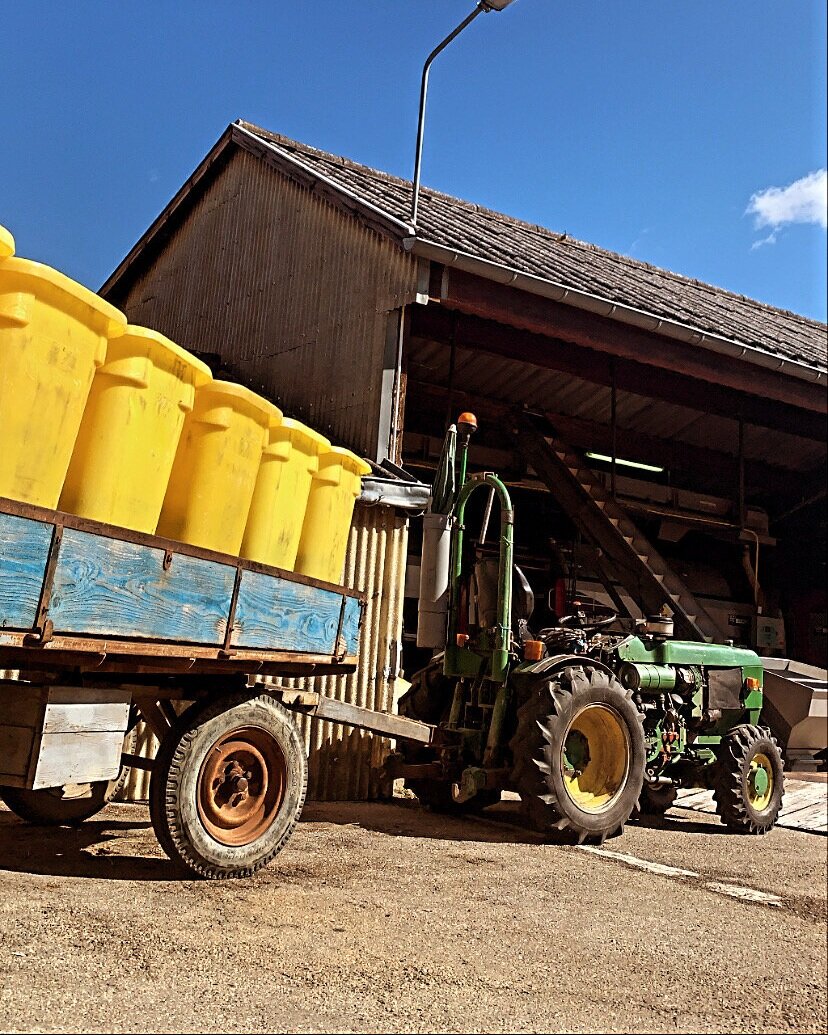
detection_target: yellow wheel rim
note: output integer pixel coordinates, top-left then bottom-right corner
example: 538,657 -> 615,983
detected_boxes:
561,704 -> 630,814
747,752 -> 774,812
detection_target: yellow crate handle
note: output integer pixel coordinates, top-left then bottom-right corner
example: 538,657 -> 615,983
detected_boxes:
97,354 -> 152,387
192,404 -> 233,430
0,290 -> 32,328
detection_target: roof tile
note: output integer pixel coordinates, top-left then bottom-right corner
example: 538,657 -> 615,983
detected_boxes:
240,122 -> 827,373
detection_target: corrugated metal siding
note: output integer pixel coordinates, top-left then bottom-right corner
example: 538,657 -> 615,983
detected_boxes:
116,149 -> 418,459
119,503 -> 408,802
292,502 -> 409,801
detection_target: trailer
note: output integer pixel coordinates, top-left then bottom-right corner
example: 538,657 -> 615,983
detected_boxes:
0,495 -> 430,878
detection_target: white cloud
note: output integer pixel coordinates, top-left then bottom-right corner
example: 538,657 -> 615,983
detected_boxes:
746,169 -> 827,248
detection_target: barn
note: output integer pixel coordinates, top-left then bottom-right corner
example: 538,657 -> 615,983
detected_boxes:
102,120 -> 828,794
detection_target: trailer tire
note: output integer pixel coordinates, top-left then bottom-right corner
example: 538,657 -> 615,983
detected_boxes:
0,727 -> 138,826
509,665 -> 645,843
713,724 -> 784,834
150,692 -> 307,879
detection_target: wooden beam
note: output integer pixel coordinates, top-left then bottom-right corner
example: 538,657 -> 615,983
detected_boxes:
438,268 -> 826,415
404,379 -> 808,500
409,303 -> 826,440
275,690 -> 433,744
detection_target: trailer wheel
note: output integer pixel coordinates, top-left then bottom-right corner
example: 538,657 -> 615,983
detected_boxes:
509,665 -> 646,843
150,693 -> 307,879
713,725 -> 784,834
0,728 -> 138,826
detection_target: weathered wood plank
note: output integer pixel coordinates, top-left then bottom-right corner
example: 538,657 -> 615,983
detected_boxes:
48,530 -> 235,644
43,687 -> 132,734
310,693 -> 433,744
232,571 -> 344,654
340,596 -> 362,656
0,512 -> 52,630
0,725 -> 35,778
0,686 -> 45,729
32,731 -> 124,789
0,633 -> 358,674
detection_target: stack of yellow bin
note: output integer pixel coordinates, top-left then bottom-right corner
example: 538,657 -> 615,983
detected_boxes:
295,446 -> 372,584
0,222 -> 371,583
241,417 -> 330,570
60,325 -> 213,533
156,380 -> 278,555
0,225 -> 14,261
0,226 -> 127,509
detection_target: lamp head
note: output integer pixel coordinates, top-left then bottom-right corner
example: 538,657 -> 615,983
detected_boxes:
479,0 -> 517,10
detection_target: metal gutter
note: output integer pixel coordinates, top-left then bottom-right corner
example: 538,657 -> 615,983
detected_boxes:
359,476 -> 430,512
404,238 -> 827,388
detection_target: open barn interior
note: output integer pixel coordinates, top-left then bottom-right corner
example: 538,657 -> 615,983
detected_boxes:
399,292 -> 827,679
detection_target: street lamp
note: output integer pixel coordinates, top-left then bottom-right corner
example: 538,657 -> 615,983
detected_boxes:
410,0 -> 518,227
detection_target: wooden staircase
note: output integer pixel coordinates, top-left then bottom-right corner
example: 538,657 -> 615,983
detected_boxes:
516,414 -> 720,643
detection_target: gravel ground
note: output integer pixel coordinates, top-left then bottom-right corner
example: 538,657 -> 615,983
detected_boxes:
0,797 -> 825,1034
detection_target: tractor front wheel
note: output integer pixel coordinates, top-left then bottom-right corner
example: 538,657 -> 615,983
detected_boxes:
509,665 -> 646,843
713,725 -> 784,834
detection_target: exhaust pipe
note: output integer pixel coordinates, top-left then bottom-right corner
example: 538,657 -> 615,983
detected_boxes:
417,512 -> 453,648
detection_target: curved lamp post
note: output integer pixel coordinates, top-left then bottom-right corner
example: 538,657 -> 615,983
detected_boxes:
410,0 -> 518,227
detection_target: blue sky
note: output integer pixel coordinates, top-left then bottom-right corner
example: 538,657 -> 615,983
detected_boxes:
2,1 -> 826,322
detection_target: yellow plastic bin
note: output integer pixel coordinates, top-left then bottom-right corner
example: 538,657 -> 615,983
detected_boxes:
156,380 -> 277,555
0,257 -> 127,508
59,325 -> 213,533
0,225 -> 14,261
241,417 -> 330,570
295,446 -> 372,584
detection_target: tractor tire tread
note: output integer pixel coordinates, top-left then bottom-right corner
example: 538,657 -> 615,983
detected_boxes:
712,724 -> 784,835
508,665 -> 645,843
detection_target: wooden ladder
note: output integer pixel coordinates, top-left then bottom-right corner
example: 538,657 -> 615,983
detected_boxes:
516,414 -> 720,643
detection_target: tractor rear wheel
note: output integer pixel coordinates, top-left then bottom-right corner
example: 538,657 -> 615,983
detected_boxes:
713,725 -> 784,834
509,665 -> 646,843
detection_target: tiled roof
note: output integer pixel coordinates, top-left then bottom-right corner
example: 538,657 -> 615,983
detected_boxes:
239,121 -> 827,374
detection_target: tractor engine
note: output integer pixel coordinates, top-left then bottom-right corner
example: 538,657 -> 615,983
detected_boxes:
558,614 -> 767,792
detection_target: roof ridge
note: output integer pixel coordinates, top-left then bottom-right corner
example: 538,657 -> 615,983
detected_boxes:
238,121 -> 826,336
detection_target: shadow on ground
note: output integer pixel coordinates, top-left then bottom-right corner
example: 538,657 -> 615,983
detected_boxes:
0,810 -> 180,881
0,795 -> 728,883
304,797 -> 570,845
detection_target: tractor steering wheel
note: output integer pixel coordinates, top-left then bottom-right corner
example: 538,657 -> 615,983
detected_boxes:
557,599 -> 619,632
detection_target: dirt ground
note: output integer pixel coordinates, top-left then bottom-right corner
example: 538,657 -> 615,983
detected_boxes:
0,797 -> 825,1034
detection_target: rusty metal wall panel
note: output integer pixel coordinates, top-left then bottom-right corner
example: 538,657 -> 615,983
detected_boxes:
117,149 -> 418,459
119,504 -> 409,802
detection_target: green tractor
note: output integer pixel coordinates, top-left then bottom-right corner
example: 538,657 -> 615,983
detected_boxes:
397,414 -> 785,843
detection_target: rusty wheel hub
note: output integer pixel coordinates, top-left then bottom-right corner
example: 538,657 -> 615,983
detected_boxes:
197,726 -> 287,846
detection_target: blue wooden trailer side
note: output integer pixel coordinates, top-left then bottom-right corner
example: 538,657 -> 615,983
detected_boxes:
0,497 -> 430,878
0,497 -> 361,671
